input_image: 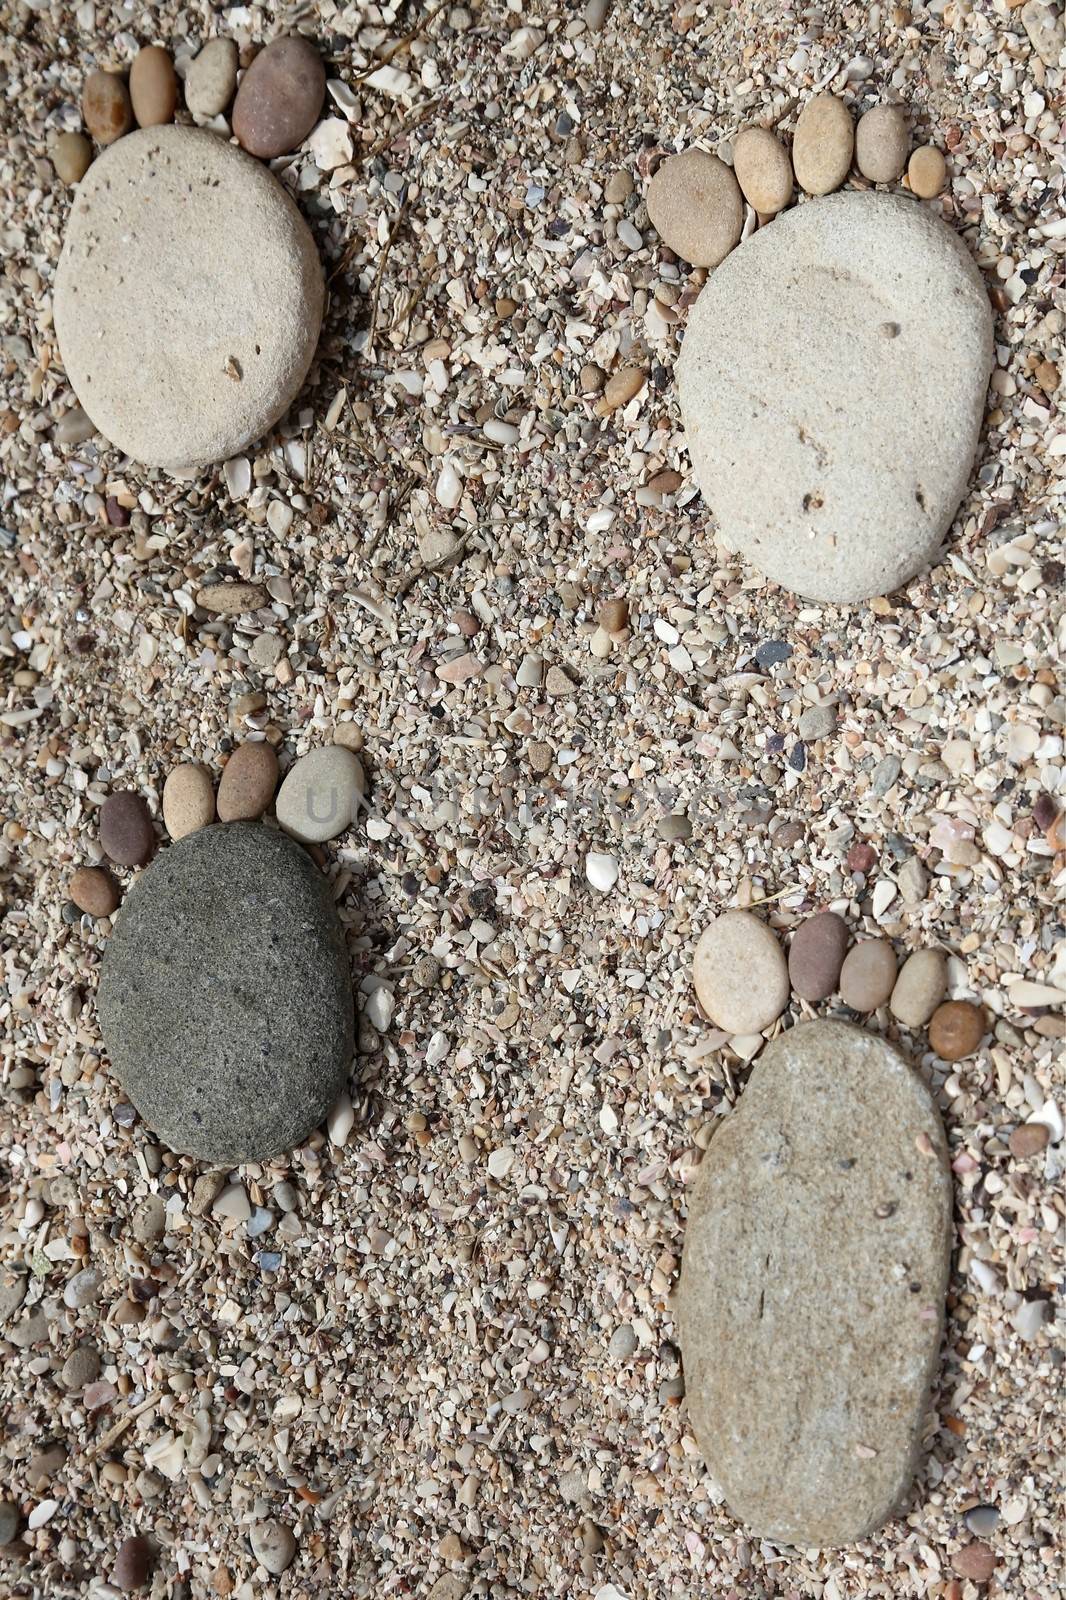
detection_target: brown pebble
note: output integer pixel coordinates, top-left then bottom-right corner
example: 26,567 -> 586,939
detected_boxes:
113,1534 -> 153,1592
908,144 -> 947,199
196,582 -> 267,616
580,362 -> 606,395
162,763 -> 215,840
70,865 -> 120,918
1009,1122 -> 1050,1159
100,792 -> 155,868
928,1000 -> 985,1061
839,939 -> 897,1012
855,104 -> 909,184
846,841 -> 877,875
646,148 -> 743,267
774,820 -> 804,849
952,1541 -> 995,1583
793,92 -> 853,196
51,131 -> 93,185
788,910 -> 849,1001
231,35 -> 325,159
598,366 -> 645,413
1033,791 -> 1059,833
82,69 -> 133,145
129,46 -> 177,127
217,741 -> 279,822
598,597 -> 629,633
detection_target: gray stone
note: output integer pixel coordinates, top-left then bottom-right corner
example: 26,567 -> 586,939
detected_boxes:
63,1267 -> 102,1310
678,193 -> 993,603
250,1520 -> 297,1575
0,1501 -> 19,1546
0,1268 -> 26,1323
98,822 -> 354,1164
871,753 -> 902,797
1021,0 -> 1064,66
797,703 -> 836,741
608,1323 -> 638,1361
61,1343 -> 101,1390
54,127 -> 324,470
132,1193 -> 167,1247
679,1019 -> 952,1547
899,857 -> 929,905
8,1306 -> 51,1348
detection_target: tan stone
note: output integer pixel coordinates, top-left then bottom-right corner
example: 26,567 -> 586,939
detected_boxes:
733,126 -> 793,215
793,93 -> 854,195
693,911 -> 788,1034
162,763 -> 215,839
216,742 -> 278,822
647,149 -> 743,267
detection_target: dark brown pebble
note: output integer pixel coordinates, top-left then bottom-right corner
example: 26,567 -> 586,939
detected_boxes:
69,866 -> 120,918
1008,1122 -> 1050,1159
1033,791 -> 1059,832
928,1000 -> 985,1061
788,910 -> 849,1001
846,841 -> 876,874
113,1535 -> 153,1592
106,496 -> 131,527
231,35 -> 325,159
100,792 -> 155,867
951,1541 -> 995,1583
775,820 -> 804,849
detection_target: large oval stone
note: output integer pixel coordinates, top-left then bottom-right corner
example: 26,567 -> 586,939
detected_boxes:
54,126 -> 323,470
98,822 -> 353,1164
677,192 -> 993,602
678,1019 -> 952,1547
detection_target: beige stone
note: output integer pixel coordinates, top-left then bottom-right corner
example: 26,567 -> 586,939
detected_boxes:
908,145 -> 947,199
646,149 -> 743,268
51,132 -> 92,186
793,92 -> 854,195
162,763 -> 215,839
855,104 -> 909,183
733,126 -> 793,215
839,938 -> 897,1011
890,947 -> 947,1028
693,911 -> 788,1034
217,742 -> 278,822
130,45 -> 177,128
276,746 -> 366,844
185,37 -> 239,119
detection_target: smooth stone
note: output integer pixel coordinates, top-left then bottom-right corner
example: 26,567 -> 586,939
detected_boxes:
275,746 -> 366,845
54,127 -> 324,471
953,1542 -> 996,1583
82,69 -> 133,144
70,866 -> 120,918
61,1344 -> 101,1390
928,1000 -> 985,1061
0,1503 -> 18,1546
232,36 -> 325,159
130,46 -> 177,127
855,104 -> 909,183
132,1193 -> 166,1246
793,92 -> 853,195
908,145 -> 946,199
1009,1121 -> 1050,1159
678,1019 -> 952,1547
98,823 -> 354,1163
51,132 -> 93,186
890,948 -> 947,1028
250,1520 -> 297,1576
196,581 -> 268,615
677,192 -> 994,602
693,911 -> 789,1035
100,792 -> 155,868
839,939 -> 897,1011
63,1266 -> 102,1309
185,37 -> 239,119
162,763 -> 215,839
0,1268 -> 26,1323
646,149 -> 743,268
113,1535 -> 153,1592
788,911 -> 849,1001
733,126 -> 793,215
217,741 -> 279,822
798,702 -> 836,741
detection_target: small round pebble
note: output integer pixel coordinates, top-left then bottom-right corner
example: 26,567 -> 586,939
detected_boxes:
646,149 -> 743,268
275,745 -> 366,845
693,910 -> 789,1035
51,131 -> 93,185
928,1000 -> 985,1061
112,1534 -> 153,1592
129,46 -> 177,127
69,865 -> 120,918
839,939 -> 897,1012
855,104 -> 909,183
250,1520 -> 297,1575
162,763 -> 215,839
1009,1122 -> 1050,1159
232,35 -> 326,159
185,36 -> 239,119
788,911 -> 849,1002
889,948 -> 947,1029
216,742 -> 279,822
793,92 -> 853,196
965,1505 -> 1001,1538
952,1541 -> 996,1583
132,1193 -> 166,1246
82,69 -> 133,144
100,792 -> 154,868
733,125 -> 793,215
61,1343 -> 101,1390
908,144 -> 946,199
0,1502 -> 19,1546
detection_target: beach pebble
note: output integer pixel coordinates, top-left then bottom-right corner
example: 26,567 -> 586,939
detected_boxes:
646,149 -> 743,267
276,746 -> 366,844
162,764 -> 215,840
793,92 -> 853,195
132,1193 -> 167,1246
196,581 -> 268,616
217,741 -> 278,822
112,1535 -> 153,1592
98,823 -> 353,1163
890,948 -> 947,1028
693,911 -> 789,1034
797,703 -> 836,741
952,1542 -> 996,1583
839,939 -> 897,1011
0,1503 -> 18,1545
185,37 -> 239,118
677,193 -> 993,602
601,366 -> 645,412
232,35 -> 325,159
1009,1122 -> 1050,1159
908,145 -> 946,199
1021,0 -> 1064,66
54,127 -> 324,471
855,104 -> 909,183
100,792 -> 154,868
130,46 -> 177,127
70,866 -> 120,918
82,69 -> 133,144
732,126 -> 792,215
0,1269 -> 26,1323
250,1520 -> 297,1576
788,911 -> 849,1001
63,1266 -> 102,1310
609,1323 -> 638,1360
928,1000 -> 985,1061
51,132 -> 92,185
679,1020 -> 951,1546
585,852 -> 619,892
61,1344 -> 101,1390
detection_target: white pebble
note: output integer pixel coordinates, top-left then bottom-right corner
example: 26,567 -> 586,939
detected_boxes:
364,986 -> 394,1032
487,1146 -> 515,1179
327,1090 -> 355,1147
309,117 -> 354,171
585,852 -> 619,892
484,418 -> 519,445
223,456 -> 251,499
435,459 -> 463,509
212,1183 -> 251,1223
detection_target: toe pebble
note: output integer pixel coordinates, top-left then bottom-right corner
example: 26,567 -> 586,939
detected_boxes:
647,149 -> 743,268
216,742 -> 279,822
162,763 -> 215,839
793,92 -> 853,195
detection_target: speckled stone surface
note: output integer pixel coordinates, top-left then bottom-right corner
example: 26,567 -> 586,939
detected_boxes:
98,822 -> 353,1164
678,1020 -> 953,1548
